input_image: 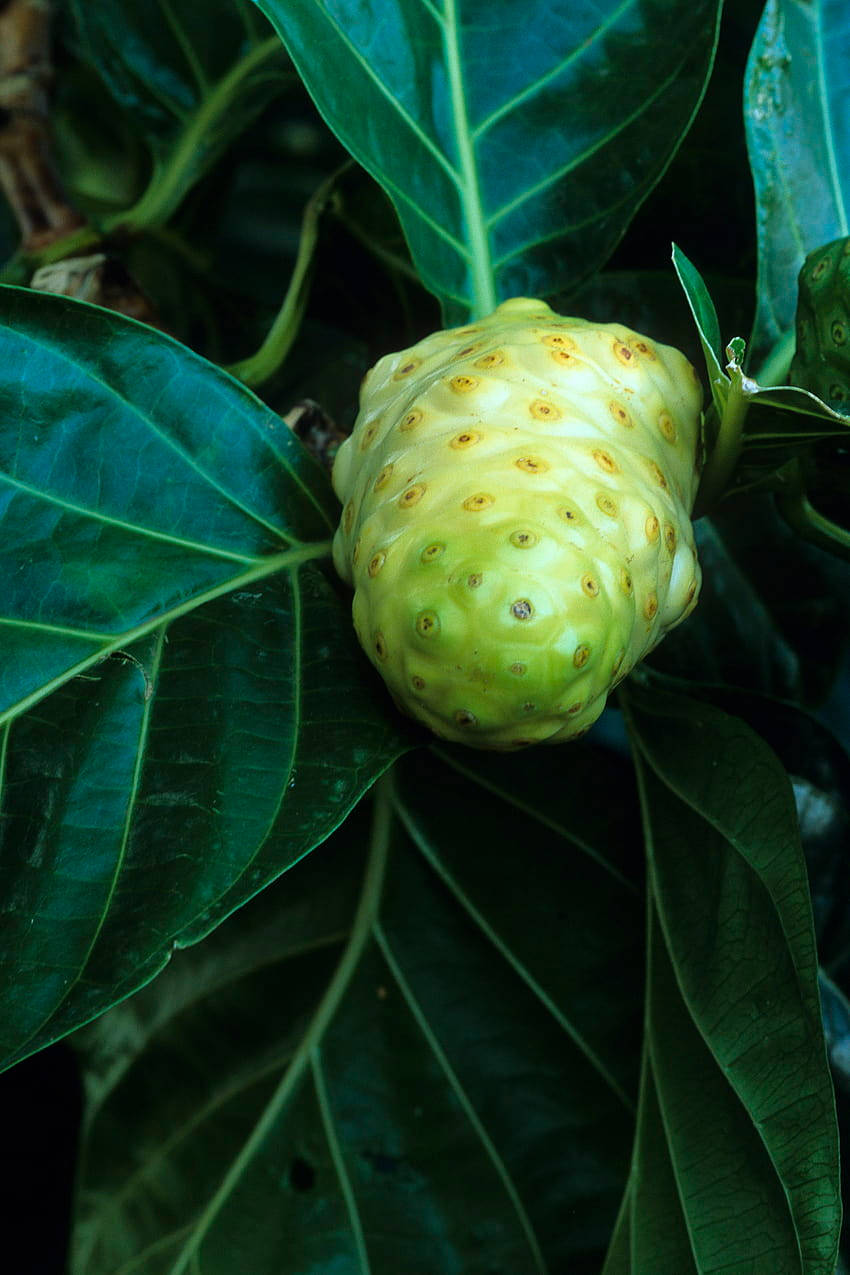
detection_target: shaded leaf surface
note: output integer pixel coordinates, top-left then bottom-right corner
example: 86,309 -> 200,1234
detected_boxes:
652,495 -> 850,706
617,685 -> 841,1272
64,0 -> 290,225
253,0 -> 723,321
0,286 -> 409,1070
71,742 -> 643,1274
745,0 -> 850,372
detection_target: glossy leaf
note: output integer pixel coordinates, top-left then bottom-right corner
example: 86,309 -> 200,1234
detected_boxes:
71,742 -> 643,1274
619,685 -> 842,1272
252,0 -> 723,322
745,0 -> 850,375
0,285 -> 409,1070
672,242 -> 726,413
65,0 -> 291,227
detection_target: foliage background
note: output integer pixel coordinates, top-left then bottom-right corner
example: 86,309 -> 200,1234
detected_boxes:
2,0 -> 850,1272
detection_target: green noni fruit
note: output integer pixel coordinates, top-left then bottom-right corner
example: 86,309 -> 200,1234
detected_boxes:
789,237 -> 850,410
332,298 -> 703,749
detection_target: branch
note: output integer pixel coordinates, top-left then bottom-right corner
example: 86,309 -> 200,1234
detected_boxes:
0,0 -> 85,251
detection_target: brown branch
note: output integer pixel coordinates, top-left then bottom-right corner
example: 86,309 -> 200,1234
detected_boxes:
0,0 -> 84,251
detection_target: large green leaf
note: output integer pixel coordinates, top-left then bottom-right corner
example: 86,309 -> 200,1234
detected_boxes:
745,0 -> 850,375
0,286 -> 409,1070
71,742 -> 643,1274
63,0 -> 291,229
616,685 -> 842,1272
251,0 -> 723,322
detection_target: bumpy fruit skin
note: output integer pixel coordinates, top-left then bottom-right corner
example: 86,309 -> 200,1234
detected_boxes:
332,298 -> 702,749
789,237 -> 850,409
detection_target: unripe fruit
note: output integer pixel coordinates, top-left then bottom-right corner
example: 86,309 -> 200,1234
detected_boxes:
789,237 -> 850,409
332,298 -> 702,749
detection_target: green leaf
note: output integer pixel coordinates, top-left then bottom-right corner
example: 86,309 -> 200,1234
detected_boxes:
252,0 -> 723,322
64,0 -> 291,229
621,685 -> 842,1273
672,242 -> 727,414
0,286 -> 409,1070
745,0 -> 850,375
71,742 -> 643,1273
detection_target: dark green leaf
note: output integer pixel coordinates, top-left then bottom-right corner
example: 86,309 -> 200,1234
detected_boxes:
72,743 -> 643,1273
0,286 -> 409,1069
64,0 -> 291,227
252,0 -> 723,322
622,685 -> 842,1272
745,0 -> 850,375
653,493 -> 850,706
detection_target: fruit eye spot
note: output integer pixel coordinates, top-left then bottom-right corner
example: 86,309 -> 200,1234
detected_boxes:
399,484 -> 426,508
592,449 -> 617,474
581,574 -> 599,597
420,542 -> 445,562
645,514 -> 660,541
450,431 -> 482,449
832,321 -> 846,346
522,702 -> 536,713
467,572 -> 483,588
658,411 -> 677,442
360,424 -> 378,449
416,610 -> 440,637
644,594 -> 659,621
812,256 -> 832,282
649,462 -> 668,488
542,333 -> 577,351
663,523 -> 677,553
399,409 -> 423,431
368,552 -> 386,577
613,341 -> 635,365
394,358 -> 421,379
530,399 -> 562,421
343,502 -> 356,534
463,493 -> 494,511
567,701 -> 583,715
515,455 -> 549,474
829,383 -> 847,401
609,401 -> 633,427
411,675 -> 426,691
596,494 -> 618,518
561,506 -> 580,522
374,632 -> 388,660
474,350 -> 505,368
509,530 -> 538,548
456,344 -> 481,357
619,569 -> 633,595
352,537 -> 362,564
573,644 -> 590,668
686,579 -> 698,603
510,598 -> 534,620
509,662 -> 526,675
449,374 -> 479,393
629,338 -> 656,360
373,464 -> 394,491
454,709 -> 478,728
549,348 -> 576,365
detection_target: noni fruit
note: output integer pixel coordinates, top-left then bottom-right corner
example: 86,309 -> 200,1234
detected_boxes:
789,236 -> 850,410
332,298 -> 702,749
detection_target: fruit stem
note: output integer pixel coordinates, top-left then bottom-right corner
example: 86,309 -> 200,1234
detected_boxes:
775,469 -> 850,561
693,367 -> 749,516
225,168 -> 344,389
